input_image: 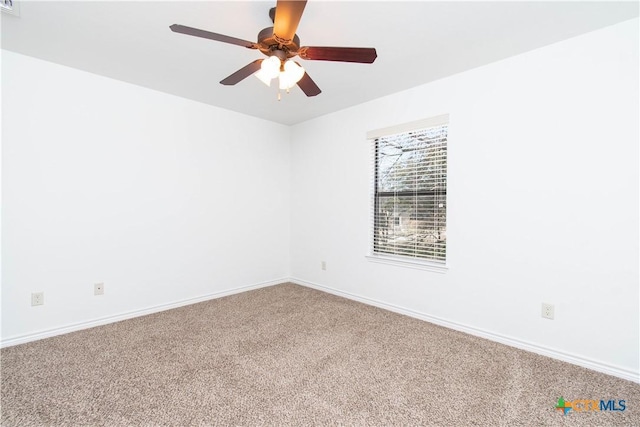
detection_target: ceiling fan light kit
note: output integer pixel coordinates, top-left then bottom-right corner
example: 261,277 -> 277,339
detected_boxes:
253,56 -> 304,92
170,0 -> 377,99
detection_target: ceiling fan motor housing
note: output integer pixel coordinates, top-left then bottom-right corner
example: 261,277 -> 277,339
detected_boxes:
257,27 -> 301,60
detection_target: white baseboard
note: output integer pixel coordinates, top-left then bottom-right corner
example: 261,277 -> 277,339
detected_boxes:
291,277 -> 640,384
0,278 -> 285,348
5,277 -> 638,383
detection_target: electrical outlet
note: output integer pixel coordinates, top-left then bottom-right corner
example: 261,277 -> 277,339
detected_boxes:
541,303 -> 554,320
321,261 -> 326,271
94,283 -> 104,296
31,292 -> 44,306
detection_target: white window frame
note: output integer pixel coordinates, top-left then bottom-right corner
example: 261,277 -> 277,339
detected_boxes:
366,114 -> 449,273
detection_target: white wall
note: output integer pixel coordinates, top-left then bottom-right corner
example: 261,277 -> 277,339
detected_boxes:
290,19 -> 639,379
2,51 -> 291,342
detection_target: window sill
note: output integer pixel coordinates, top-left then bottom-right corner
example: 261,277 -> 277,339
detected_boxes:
365,254 -> 448,273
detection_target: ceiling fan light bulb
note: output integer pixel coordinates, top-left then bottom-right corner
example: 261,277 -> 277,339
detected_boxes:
261,56 -> 281,79
279,71 -> 293,90
284,60 -> 305,84
254,68 -> 272,87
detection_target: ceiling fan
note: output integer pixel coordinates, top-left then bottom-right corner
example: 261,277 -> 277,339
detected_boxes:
170,0 -> 377,98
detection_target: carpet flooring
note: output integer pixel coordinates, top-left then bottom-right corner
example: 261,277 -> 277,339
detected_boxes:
1,283 -> 639,426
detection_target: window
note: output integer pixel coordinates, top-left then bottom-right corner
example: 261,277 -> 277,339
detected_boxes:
367,115 -> 448,270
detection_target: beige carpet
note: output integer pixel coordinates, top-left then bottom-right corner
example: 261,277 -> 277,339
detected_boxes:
1,283 -> 639,426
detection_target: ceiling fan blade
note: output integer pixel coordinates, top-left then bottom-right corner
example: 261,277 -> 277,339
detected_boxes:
220,60 -> 263,85
170,24 -> 257,49
299,47 -> 377,63
297,71 -> 321,97
273,0 -> 307,44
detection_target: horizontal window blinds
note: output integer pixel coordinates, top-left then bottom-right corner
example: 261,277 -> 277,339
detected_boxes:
370,119 -> 448,263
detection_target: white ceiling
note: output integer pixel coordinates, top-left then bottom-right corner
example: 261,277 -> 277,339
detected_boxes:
2,1 -> 638,125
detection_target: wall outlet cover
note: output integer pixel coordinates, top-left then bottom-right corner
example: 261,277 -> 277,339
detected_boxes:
542,303 -> 554,320
31,292 -> 44,306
